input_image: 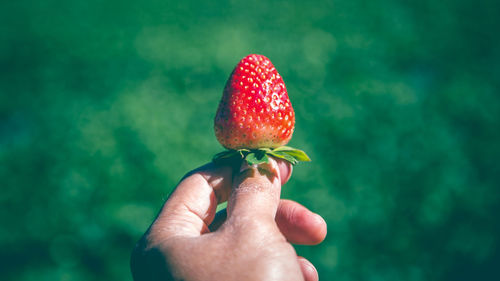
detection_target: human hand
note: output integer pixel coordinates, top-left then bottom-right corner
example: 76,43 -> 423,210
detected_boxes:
130,158 -> 327,281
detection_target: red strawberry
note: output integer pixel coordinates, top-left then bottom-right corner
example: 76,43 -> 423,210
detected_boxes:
213,54 -> 310,166
214,54 -> 295,149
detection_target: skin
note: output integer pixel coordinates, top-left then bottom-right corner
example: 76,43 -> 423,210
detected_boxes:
131,158 -> 327,281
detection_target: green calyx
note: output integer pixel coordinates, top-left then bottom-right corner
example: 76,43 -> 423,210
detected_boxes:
213,146 -> 311,166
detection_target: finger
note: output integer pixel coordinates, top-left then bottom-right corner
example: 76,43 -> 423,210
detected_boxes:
276,200 -> 327,245
151,163 -> 233,238
225,158 -> 292,224
209,200 -> 327,245
298,256 -> 319,281
276,158 -> 293,185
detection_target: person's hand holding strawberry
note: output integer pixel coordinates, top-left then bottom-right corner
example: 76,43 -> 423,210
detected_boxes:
131,55 -> 326,281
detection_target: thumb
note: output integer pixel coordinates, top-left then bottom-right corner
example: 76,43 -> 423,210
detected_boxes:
226,158 -> 292,224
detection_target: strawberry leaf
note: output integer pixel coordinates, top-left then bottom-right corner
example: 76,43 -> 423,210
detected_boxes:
271,146 -> 296,152
245,152 -> 269,165
269,151 -> 298,165
213,150 -> 244,164
258,148 -> 273,153
281,150 -> 311,162
213,146 -> 310,166
238,149 -> 250,158
272,146 -> 311,162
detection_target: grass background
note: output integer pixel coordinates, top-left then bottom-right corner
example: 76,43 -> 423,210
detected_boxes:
1,0 -> 500,280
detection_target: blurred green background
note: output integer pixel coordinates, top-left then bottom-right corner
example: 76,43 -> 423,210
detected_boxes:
2,0 -> 500,280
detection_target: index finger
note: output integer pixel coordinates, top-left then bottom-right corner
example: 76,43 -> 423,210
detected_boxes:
150,163 -> 233,238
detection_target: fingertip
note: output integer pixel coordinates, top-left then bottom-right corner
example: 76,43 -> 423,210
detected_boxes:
293,209 -> 327,245
298,257 -> 319,281
276,159 -> 293,185
276,200 -> 327,245
154,162 -> 234,237
311,213 -> 328,245
183,163 -> 234,202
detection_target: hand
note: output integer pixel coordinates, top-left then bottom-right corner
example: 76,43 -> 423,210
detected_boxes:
131,158 -> 327,281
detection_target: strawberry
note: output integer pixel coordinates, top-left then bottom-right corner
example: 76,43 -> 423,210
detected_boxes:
213,54 -> 310,165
